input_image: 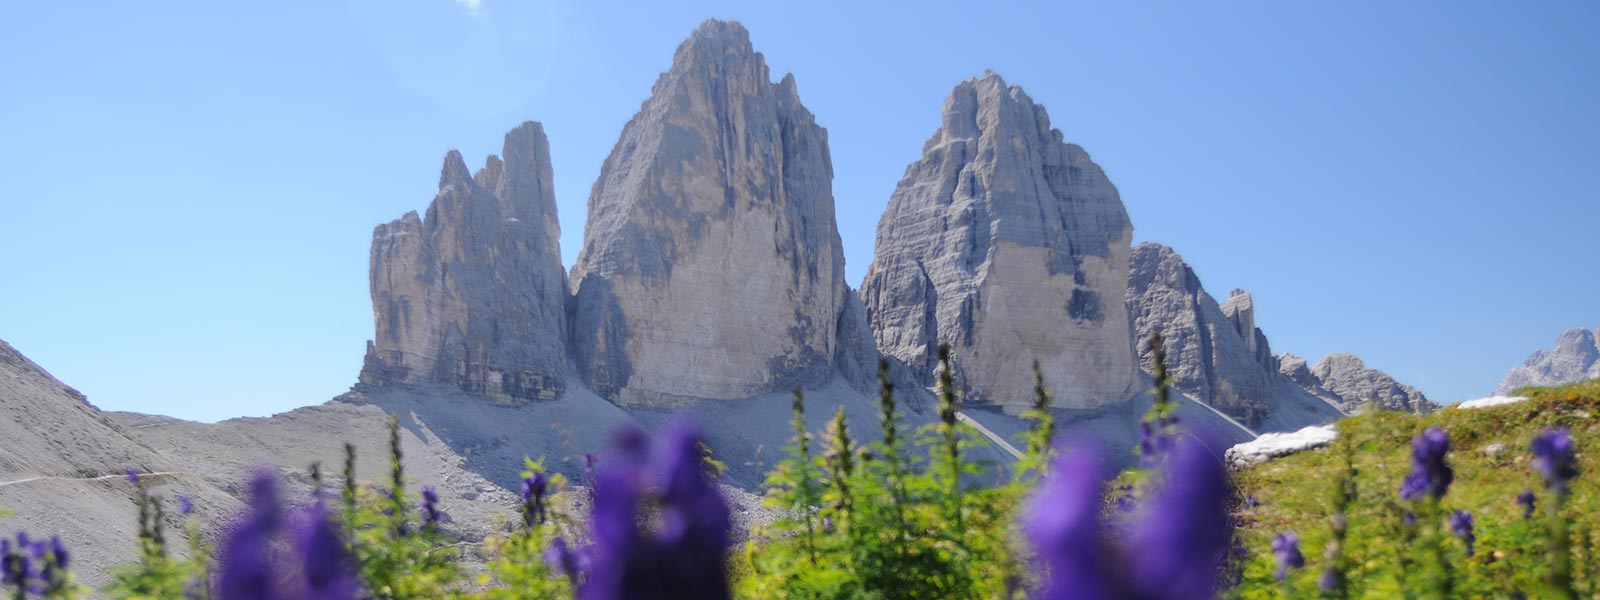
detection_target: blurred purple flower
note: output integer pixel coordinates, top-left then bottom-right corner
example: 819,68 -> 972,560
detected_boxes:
1399,427 -> 1453,501
1271,531 -> 1305,581
1025,448 -> 1116,600
1517,490 -> 1537,520
1449,510 -> 1476,557
215,470 -> 360,600
1317,567 -> 1340,592
545,537 -> 586,581
126,469 -> 140,486
1245,494 -> 1260,509
1531,428 -> 1578,494
1,539 -> 22,586
296,503 -> 360,600
217,472 -> 282,600
579,423 -> 731,600
178,495 -> 194,516
522,472 -> 548,528
48,536 -> 68,571
1129,438 -> 1232,599
1024,438 -> 1232,599
420,486 -> 441,526
1402,510 -> 1417,528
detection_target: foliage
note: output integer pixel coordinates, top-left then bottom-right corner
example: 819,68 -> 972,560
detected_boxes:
1233,379 -> 1600,599
104,473 -> 203,600
6,359 -> 1596,599
736,348 -> 1032,599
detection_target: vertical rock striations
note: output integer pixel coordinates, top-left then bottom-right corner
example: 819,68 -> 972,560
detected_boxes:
1126,243 -> 1272,423
1493,327 -> 1600,395
861,71 -> 1139,410
360,122 -> 569,405
569,20 -> 869,405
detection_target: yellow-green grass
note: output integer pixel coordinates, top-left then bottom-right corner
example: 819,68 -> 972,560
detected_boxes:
1233,379 -> 1600,598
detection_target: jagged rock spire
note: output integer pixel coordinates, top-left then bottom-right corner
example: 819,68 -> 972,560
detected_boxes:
361,122 -> 568,404
569,19 -> 872,404
861,71 -> 1138,410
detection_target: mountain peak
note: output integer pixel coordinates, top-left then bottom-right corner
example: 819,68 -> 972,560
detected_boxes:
439,149 -> 472,188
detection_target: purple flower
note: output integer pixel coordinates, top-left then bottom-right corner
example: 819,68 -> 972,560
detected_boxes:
1,539 -> 23,586
126,469 -> 140,486
1402,510 -> 1417,528
1449,510 -> 1476,557
296,504 -> 360,600
1025,448 -> 1116,600
1245,494 -> 1260,509
177,495 -> 194,516
215,470 -> 361,600
1399,427 -> 1453,501
579,423 -> 731,600
522,473 -> 548,527
1271,531 -> 1305,581
1129,438 -> 1233,600
1517,490 -> 1537,520
544,537 -> 585,581
48,537 -> 68,571
420,486 -> 441,526
1531,428 -> 1578,494
217,472 -> 282,600
1317,567 -> 1340,592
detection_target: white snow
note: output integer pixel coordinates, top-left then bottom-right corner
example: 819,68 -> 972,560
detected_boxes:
1225,425 -> 1338,469
1455,395 -> 1528,410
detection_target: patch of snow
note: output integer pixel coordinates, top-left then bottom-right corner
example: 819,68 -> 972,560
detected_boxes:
1225,425 -> 1338,469
506,218 -> 521,223
1455,396 -> 1528,410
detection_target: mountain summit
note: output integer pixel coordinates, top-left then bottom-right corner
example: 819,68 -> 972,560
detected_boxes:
360,122 -> 569,405
861,72 -> 1139,410
569,19 -> 873,405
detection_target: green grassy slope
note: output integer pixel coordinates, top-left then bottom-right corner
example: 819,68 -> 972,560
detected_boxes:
1233,380 -> 1600,598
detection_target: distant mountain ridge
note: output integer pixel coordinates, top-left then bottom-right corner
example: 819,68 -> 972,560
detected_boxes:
1495,326 -> 1600,395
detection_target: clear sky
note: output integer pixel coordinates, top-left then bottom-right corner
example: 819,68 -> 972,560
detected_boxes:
2,1 -> 1595,422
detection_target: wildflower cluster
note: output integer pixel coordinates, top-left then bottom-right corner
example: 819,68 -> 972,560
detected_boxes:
2,532 -> 75,599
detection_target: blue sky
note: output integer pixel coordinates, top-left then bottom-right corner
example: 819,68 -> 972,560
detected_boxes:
2,1 -> 1595,422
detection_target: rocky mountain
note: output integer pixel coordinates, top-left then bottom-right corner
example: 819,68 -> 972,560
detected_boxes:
861,71 -> 1139,411
1125,243 -> 1347,429
1494,327 -> 1600,395
0,339 -> 238,588
1294,352 -> 1433,414
360,122 -> 570,405
569,20 -> 872,406
1127,244 -> 1275,422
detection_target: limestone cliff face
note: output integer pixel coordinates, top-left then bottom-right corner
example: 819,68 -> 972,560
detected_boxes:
569,20 -> 868,405
1307,353 -> 1433,414
1126,243 -> 1272,423
862,72 -> 1138,410
1494,327 -> 1600,395
360,122 -> 568,404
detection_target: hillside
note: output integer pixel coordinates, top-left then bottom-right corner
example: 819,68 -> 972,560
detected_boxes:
1233,380 -> 1600,597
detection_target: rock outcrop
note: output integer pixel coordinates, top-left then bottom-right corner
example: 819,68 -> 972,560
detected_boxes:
1303,353 -> 1433,414
569,20 -> 870,405
1126,243 -> 1273,423
1494,327 -> 1600,395
360,122 -> 569,405
861,71 -> 1139,410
